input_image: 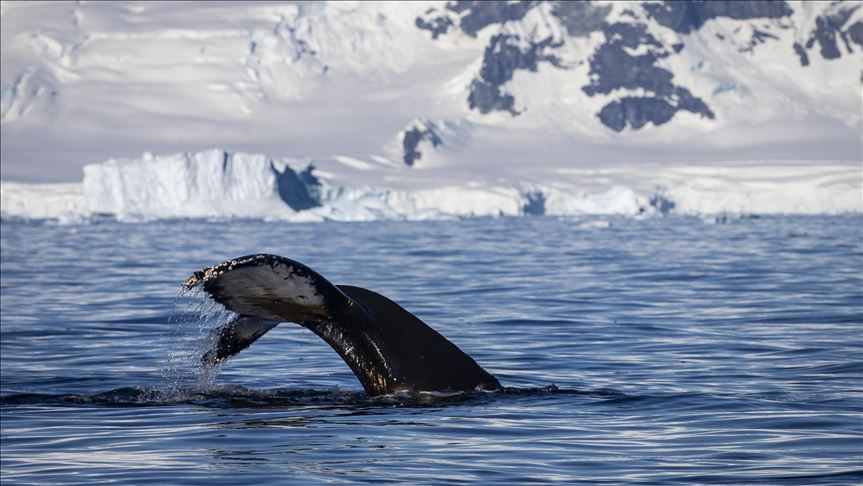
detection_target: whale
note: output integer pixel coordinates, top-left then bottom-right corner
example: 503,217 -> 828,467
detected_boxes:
183,254 -> 501,396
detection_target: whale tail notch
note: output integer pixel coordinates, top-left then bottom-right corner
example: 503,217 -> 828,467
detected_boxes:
186,254 -> 501,395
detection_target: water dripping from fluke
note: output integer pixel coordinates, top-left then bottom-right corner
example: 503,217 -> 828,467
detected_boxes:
159,287 -> 234,396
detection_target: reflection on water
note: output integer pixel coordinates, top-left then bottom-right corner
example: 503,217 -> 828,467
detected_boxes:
1,215 -> 862,483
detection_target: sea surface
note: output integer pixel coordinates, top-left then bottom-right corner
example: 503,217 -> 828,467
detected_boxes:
1,215 -> 861,484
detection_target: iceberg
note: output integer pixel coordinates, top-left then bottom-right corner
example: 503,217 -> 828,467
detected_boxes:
81,149 -> 316,220
0,181 -> 86,221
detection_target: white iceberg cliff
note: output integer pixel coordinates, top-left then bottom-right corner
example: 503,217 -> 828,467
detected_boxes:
82,149 -> 316,220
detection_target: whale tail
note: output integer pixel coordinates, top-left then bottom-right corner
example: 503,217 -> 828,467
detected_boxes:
185,254 -> 500,395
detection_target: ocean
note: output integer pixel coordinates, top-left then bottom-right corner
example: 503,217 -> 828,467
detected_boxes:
1,215 -> 861,484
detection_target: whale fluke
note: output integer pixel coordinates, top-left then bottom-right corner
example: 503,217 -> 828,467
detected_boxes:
184,254 -> 501,395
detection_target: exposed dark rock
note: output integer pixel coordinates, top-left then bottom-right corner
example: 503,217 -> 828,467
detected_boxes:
522,191 -> 546,215
807,16 -> 841,59
673,87 -> 715,119
582,22 -> 674,98
849,20 -> 863,48
754,29 -> 779,41
596,91 -> 715,132
583,43 -> 672,97
550,1 -> 610,37
415,1 -> 539,40
599,97 -> 676,131
743,29 -> 779,52
447,0 -> 538,37
793,42 -> 810,66
805,4 -> 860,60
734,28 -> 781,54
584,21 -> 713,130
583,29 -> 672,95
415,2 -> 567,116
415,11 -> 454,39
468,34 -> 562,114
643,0 -> 793,34
402,122 -> 443,167
468,79 -> 517,114
602,21 -> 663,49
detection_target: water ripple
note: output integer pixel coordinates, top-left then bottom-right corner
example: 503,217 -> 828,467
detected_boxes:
2,215 -> 862,483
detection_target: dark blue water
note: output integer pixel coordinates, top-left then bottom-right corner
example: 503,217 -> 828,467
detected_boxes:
2,216 -> 861,484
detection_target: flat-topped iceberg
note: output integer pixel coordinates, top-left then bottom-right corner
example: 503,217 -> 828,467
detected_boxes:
82,149 -> 316,220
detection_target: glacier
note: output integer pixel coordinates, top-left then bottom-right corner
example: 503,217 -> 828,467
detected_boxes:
2,149 -> 859,223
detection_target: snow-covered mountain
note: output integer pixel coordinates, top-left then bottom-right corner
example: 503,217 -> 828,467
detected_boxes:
1,1 -> 861,220
420,1 -> 861,130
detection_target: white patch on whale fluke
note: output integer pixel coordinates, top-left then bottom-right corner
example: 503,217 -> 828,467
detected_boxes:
215,263 -> 325,309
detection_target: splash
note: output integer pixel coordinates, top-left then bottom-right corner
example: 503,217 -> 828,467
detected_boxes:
159,286 -> 234,396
